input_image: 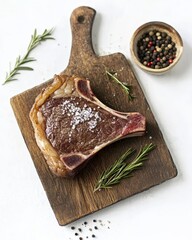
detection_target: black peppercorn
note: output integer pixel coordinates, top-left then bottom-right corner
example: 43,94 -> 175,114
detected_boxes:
162,32 -> 167,37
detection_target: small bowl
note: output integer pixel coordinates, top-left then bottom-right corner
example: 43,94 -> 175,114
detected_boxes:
130,21 -> 183,74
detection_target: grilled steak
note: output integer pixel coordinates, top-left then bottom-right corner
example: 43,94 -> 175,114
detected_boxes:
30,75 -> 146,177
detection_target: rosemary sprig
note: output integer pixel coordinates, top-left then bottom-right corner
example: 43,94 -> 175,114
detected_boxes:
106,70 -> 135,100
94,143 -> 155,192
3,28 -> 54,84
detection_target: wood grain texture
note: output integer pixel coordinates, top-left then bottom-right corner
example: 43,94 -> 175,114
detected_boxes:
10,6 -> 177,225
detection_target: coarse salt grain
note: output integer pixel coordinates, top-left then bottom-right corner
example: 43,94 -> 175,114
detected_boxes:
59,98 -> 102,141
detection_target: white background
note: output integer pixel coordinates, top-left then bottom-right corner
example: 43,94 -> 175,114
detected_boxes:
0,0 -> 191,239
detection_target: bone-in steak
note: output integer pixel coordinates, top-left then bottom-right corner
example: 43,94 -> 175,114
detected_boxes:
30,75 -> 146,177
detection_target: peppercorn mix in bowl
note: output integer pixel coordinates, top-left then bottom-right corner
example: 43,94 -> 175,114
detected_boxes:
130,21 -> 183,74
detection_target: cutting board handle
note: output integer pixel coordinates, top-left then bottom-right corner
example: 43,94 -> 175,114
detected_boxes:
69,6 -> 96,63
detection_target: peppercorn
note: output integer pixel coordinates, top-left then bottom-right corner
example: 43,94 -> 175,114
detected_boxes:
162,32 -> 167,37
166,35 -> 171,40
155,65 -> 160,69
149,31 -> 154,36
137,29 -> 177,69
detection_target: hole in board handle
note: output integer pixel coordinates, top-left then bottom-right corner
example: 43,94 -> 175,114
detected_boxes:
77,15 -> 85,24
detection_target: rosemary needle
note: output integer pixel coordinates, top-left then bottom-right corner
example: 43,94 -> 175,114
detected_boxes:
106,70 -> 135,100
3,28 -> 54,84
94,143 -> 155,192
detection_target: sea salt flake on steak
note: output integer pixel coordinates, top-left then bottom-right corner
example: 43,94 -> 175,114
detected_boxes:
30,75 -> 146,177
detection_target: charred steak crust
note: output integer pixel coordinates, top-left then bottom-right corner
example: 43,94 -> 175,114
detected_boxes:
30,75 -> 146,177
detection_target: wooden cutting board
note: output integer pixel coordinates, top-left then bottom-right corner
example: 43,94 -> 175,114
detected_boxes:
10,6 -> 177,225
